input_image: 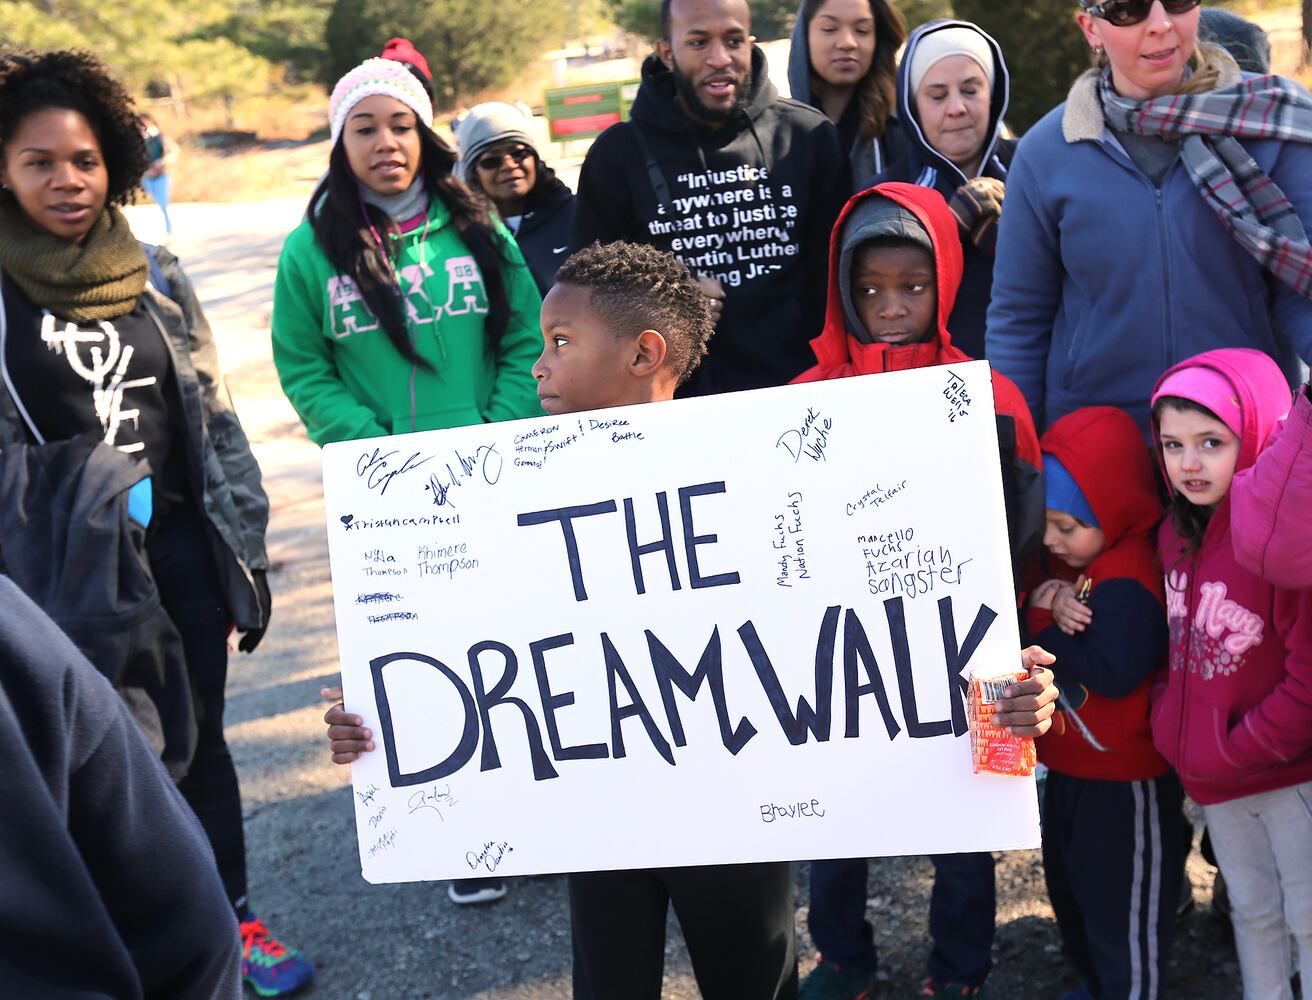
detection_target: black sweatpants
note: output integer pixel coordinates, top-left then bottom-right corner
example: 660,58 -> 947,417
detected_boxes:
148,507 -> 248,911
568,862 -> 798,1000
1042,771 -> 1188,1000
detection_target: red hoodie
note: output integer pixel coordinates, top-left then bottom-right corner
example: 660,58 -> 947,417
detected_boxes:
793,182 -> 1043,565
1150,349 -> 1312,806
1025,407 -> 1170,781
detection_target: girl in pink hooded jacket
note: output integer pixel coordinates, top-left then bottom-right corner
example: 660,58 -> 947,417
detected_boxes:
1149,348 -> 1312,1000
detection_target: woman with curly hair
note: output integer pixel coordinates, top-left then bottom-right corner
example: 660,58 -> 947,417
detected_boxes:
787,0 -> 907,190
0,49 -> 313,997
271,58 -> 542,448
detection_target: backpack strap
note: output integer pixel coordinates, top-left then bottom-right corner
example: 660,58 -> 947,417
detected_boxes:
628,122 -> 675,217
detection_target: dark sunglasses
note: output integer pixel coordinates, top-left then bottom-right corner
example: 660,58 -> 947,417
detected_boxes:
475,144 -> 532,172
1080,0 -> 1199,28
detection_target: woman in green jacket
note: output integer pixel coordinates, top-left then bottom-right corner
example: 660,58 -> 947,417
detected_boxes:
272,58 -> 543,447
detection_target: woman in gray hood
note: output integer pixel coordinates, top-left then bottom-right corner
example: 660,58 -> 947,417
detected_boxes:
787,0 -> 907,190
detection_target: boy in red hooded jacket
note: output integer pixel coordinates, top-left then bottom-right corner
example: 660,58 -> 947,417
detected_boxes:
1023,406 -> 1188,1000
794,182 -> 1044,1000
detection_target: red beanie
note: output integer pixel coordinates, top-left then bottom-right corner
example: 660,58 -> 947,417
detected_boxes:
381,37 -> 432,82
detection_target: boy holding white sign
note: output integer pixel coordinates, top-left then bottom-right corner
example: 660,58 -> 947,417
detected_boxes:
322,240 -> 1059,999
792,182 -> 1045,999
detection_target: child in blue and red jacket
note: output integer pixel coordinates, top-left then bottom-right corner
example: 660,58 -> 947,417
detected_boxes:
1023,406 -> 1188,1000
794,182 -> 1045,999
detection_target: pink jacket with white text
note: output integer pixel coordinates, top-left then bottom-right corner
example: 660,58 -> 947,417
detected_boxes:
1151,350 -> 1312,806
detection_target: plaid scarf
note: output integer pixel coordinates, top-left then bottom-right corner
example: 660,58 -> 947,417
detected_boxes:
1100,68 -> 1312,297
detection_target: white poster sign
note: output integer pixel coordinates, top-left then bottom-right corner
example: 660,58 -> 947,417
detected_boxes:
322,362 -> 1039,884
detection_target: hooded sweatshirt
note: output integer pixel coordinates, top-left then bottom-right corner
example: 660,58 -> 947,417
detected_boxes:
1025,406 -> 1171,782
571,48 -> 852,395
874,19 -> 1016,362
1230,383 -> 1311,590
786,3 -> 905,190
272,196 -> 544,446
0,574 -> 241,1000
793,182 -> 1043,566
1150,348 -> 1312,805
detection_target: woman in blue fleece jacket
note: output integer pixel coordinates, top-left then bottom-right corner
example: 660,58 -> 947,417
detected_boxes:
986,0 -> 1312,438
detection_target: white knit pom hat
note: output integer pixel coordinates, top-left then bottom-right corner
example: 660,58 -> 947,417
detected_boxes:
907,25 -> 996,97
329,57 -> 434,143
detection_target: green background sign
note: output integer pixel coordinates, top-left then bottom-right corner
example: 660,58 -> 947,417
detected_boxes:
544,80 -> 640,141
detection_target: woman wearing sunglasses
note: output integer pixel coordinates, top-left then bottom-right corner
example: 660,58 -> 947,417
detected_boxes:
457,102 -> 574,297
987,0 -> 1312,442
272,60 -> 543,449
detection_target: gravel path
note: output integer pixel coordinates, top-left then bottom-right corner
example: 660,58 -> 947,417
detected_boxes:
119,196 -> 1245,999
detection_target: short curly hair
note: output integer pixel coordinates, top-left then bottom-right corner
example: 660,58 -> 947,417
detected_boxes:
0,50 -> 148,207
555,242 -> 715,386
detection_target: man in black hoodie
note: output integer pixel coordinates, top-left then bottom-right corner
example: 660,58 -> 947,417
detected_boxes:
571,0 -> 851,396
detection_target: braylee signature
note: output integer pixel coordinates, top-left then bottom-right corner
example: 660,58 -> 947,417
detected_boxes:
407,783 -> 458,820
425,443 -> 503,508
356,447 -> 433,495
466,840 -> 514,873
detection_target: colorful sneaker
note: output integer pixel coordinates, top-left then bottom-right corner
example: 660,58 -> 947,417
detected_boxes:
799,958 -> 880,1000
239,915 -> 314,997
921,980 -> 985,998
448,877 -> 507,905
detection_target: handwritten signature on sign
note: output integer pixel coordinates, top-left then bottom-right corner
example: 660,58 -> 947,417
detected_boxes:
776,406 -> 833,463
467,840 -> 514,873
356,448 -> 433,495
355,783 -> 380,808
425,444 -> 503,509
407,783 -> 458,822
944,374 -> 971,423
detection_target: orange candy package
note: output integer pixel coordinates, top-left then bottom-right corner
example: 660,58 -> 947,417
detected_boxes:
968,671 -> 1037,776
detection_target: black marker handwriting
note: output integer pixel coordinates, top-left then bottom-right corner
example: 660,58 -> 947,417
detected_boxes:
776,407 -> 834,463
466,840 -> 514,873
356,447 -> 434,495
407,783 -> 458,820
356,591 -> 403,605
424,443 -> 503,508
760,798 -> 826,822
355,783 -> 380,807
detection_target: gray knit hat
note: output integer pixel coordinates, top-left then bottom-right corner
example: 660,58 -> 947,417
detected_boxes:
838,194 -> 934,343
456,102 -> 537,183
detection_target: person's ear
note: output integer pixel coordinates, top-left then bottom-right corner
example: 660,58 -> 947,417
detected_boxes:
657,38 -> 675,70
1075,12 -> 1101,52
632,329 -> 669,376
